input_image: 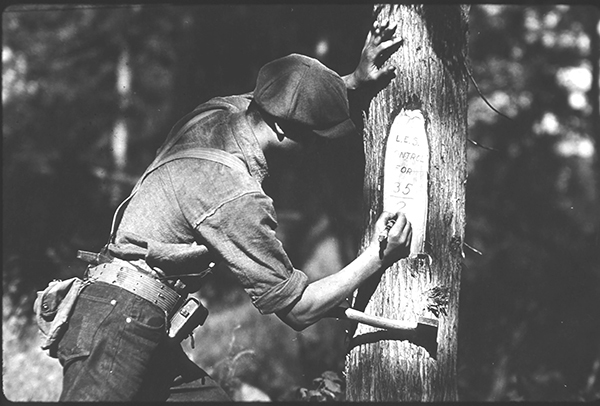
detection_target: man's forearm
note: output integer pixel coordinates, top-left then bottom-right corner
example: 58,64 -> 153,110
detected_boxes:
277,244 -> 383,331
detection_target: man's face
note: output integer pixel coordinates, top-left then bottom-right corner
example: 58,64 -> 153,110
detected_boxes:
276,120 -> 318,149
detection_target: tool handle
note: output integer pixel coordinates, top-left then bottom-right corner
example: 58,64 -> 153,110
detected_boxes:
378,218 -> 396,244
342,308 -> 418,331
77,250 -> 111,265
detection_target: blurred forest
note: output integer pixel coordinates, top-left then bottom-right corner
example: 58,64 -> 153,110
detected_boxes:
2,4 -> 599,402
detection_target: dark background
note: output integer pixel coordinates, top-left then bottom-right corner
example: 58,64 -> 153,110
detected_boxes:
3,4 -> 599,401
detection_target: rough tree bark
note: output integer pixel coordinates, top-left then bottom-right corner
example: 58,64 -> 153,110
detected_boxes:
345,5 -> 469,401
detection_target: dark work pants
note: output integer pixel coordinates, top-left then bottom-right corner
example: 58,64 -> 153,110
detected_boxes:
57,282 -> 230,401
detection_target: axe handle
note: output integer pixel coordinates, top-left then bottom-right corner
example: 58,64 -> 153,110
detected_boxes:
341,308 -> 418,331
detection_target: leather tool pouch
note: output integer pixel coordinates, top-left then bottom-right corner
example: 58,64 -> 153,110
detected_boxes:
168,297 -> 209,343
33,277 -> 87,358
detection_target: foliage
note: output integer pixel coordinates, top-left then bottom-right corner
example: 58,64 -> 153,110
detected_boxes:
209,325 -> 258,398
297,371 -> 345,402
460,4 -> 600,401
2,298 -> 62,401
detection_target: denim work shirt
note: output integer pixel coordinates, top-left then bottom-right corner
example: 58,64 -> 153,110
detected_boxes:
108,94 -> 308,314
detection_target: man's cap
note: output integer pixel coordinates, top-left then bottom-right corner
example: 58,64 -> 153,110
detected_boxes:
253,54 -> 356,139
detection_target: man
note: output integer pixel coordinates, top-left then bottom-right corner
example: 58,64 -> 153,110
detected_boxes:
58,20 -> 409,401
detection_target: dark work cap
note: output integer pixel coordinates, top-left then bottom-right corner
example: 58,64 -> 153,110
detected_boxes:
253,54 -> 356,139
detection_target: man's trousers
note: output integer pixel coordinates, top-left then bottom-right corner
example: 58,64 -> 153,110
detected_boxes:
57,282 -> 230,401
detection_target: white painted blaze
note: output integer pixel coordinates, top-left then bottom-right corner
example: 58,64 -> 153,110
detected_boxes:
383,109 -> 429,255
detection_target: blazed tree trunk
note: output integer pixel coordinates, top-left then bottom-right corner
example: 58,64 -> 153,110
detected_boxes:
345,4 -> 469,401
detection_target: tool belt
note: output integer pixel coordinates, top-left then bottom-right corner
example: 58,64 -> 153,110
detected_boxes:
87,261 -> 181,316
84,258 -> 208,344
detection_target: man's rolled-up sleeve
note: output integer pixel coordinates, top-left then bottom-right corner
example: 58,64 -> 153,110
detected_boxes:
195,191 -> 308,314
252,268 -> 308,314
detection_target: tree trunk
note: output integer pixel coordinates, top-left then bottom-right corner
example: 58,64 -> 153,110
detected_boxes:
586,9 -> 600,206
345,4 -> 469,401
110,45 -> 131,206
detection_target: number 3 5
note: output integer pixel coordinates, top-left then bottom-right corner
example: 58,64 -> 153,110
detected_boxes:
394,182 -> 412,195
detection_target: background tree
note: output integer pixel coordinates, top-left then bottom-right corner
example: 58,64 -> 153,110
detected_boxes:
460,5 -> 600,400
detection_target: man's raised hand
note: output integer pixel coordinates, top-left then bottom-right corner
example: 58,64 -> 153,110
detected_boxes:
344,19 -> 404,93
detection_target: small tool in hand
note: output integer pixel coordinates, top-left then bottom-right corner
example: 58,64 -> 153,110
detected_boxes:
378,218 -> 396,259
378,218 -> 396,244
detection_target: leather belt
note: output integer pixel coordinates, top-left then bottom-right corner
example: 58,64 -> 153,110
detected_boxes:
87,262 -> 181,315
